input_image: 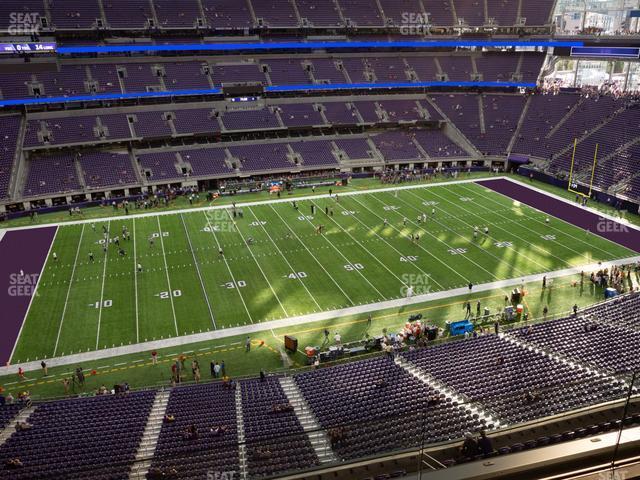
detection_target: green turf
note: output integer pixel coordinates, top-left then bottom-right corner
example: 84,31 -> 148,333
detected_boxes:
2,270 -> 624,401
10,181 -> 635,363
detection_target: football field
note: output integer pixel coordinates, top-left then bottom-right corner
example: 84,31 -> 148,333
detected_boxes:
10,180 -> 636,363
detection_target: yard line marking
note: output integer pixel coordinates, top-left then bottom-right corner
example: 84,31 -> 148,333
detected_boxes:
180,213 -> 217,330
9,254 -> 639,375
415,186 -> 571,271
392,189 -> 535,276
95,220 -> 111,350
133,218 -> 139,344
247,206 -> 322,311
457,182 -> 621,261
222,209 -> 289,317
156,217 -> 179,336
310,199 -> 412,292
297,203 -> 387,300
269,204 -> 355,307
203,211 -> 253,324
331,197 -> 446,291
53,224 -> 85,357
9,226 -> 59,364
351,194 -> 497,284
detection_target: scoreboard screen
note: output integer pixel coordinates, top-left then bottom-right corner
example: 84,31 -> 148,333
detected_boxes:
570,46 -> 640,59
0,42 -> 56,54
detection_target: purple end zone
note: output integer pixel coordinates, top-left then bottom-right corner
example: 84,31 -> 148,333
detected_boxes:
477,178 -> 640,254
0,226 -> 57,365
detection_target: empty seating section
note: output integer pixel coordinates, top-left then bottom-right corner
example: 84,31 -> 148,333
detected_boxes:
378,99 -> 424,122
0,1 -> 44,29
453,0 -> 485,26
38,65 -> 87,98
439,56 -> 473,82
334,138 -> 373,159
162,62 -> 211,90
421,0 -> 455,25
291,140 -> 339,167
619,144 -> 640,200
120,63 -> 162,92
278,104 -> 326,127
513,93 -> 581,157
103,0 -> 152,28
486,0 -> 519,26
367,57 -> 409,83
79,152 -> 138,189
24,117 -> 96,147
412,129 -> 469,157
294,356 -> 483,460
131,111 -> 172,138
0,390 -> 155,480
0,54 -> 544,103
0,404 -> 21,430
0,116 -> 21,199
476,54 -> 518,82
265,59 -> 310,85
173,108 -> 219,135
297,0 -> 343,27
182,148 -> 234,177
202,0 -> 252,29
406,56 -> 438,82
24,153 -> 81,197
510,295 -> 640,374
340,58 -> 368,83
229,143 -> 293,171
221,108 -> 281,131
520,0 -> 554,25
310,59 -> 349,84
340,0 -> 384,26
137,151 -> 183,180
402,335 -> 627,423
0,0 -> 560,30
519,53 -> 545,83
379,0 -> 423,25
372,130 -> 422,161
241,377 -> 318,476
551,104 -> 640,191
88,65 -> 121,94
150,383 -> 239,478
479,94 -> 526,155
211,63 -> 266,86
154,0 -> 201,28
49,0 -> 101,29
352,101 -> 380,123
322,102 -> 360,124
251,0 -> 299,27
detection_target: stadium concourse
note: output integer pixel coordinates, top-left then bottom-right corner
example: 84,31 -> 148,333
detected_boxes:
1,0 -> 640,479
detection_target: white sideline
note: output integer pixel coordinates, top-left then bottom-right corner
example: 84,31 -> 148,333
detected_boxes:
0,177 -> 488,232
2,254 -> 639,376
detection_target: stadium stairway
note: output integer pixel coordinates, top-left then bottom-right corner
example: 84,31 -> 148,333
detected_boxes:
0,406 -> 35,448
279,376 -> 339,464
393,356 -> 504,430
425,98 -> 482,157
129,389 -> 170,480
552,101 -> 631,162
499,333 -> 613,384
236,383 -> 250,480
506,95 -> 531,155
